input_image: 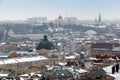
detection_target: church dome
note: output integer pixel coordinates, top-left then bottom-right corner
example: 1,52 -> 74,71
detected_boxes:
36,35 -> 54,50
58,15 -> 63,20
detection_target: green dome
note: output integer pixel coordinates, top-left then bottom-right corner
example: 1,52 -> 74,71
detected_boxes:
36,35 -> 54,50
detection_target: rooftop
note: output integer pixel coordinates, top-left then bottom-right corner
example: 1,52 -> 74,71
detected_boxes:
103,63 -> 120,80
91,43 -> 113,49
0,56 -> 47,65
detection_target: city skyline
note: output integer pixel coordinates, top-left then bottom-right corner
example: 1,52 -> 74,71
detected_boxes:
0,0 -> 120,20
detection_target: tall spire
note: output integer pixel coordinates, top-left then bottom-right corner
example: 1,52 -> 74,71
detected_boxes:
98,12 -> 101,23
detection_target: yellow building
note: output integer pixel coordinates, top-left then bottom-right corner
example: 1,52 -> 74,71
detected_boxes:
91,43 -> 113,57
36,49 -> 53,57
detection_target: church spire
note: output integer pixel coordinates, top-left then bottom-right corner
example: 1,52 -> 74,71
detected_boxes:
98,12 -> 101,23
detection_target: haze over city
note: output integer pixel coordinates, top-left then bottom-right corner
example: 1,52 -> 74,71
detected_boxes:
0,0 -> 120,20
0,0 -> 120,80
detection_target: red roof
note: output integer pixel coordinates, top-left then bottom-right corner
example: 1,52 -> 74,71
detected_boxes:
96,55 -> 109,59
8,52 -> 20,58
113,43 -> 120,47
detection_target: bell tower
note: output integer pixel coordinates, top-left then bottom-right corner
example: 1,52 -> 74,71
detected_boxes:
98,12 -> 101,23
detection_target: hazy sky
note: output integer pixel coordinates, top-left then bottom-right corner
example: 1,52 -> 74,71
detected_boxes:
0,0 -> 120,20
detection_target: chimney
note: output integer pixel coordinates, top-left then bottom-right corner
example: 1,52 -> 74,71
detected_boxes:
116,63 -> 119,73
112,66 -> 115,74
118,63 -> 120,70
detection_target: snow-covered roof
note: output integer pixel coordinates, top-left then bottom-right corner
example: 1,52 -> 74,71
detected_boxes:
10,51 -> 35,55
81,51 -> 85,54
69,67 -> 88,74
20,72 -> 42,80
89,57 -> 101,60
46,65 -> 56,70
98,25 -> 106,28
109,58 -> 115,61
20,72 -> 42,77
0,73 -> 9,77
59,62 -> 67,66
85,30 -> 97,35
0,56 -> 47,65
65,55 -> 76,59
103,64 -> 120,80
76,69 -> 87,73
84,62 -> 93,68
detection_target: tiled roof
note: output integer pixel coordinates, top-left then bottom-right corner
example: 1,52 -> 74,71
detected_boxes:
91,43 -> 113,49
8,52 -> 19,58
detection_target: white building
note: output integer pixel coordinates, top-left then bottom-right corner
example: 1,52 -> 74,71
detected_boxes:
57,41 -> 76,53
64,17 -> 78,24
